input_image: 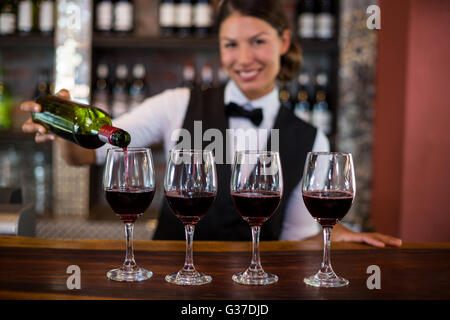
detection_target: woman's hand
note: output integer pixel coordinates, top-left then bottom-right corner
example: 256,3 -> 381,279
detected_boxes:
21,89 -> 71,143
331,223 -> 402,248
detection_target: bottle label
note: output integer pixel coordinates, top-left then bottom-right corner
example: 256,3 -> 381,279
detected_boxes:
159,3 -> 175,27
298,13 -> 314,38
176,3 -> 192,28
193,3 -> 212,28
114,2 -> 133,31
316,13 -> 334,39
18,1 -> 33,32
0,14 -> 16,34
98,125 -> 118,145
96,2 -> 113,31
39,1 -> 54,32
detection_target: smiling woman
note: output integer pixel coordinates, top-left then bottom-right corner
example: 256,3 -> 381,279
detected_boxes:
217,0 -> 303,101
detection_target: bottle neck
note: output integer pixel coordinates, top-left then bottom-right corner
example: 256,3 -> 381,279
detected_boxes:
98,124 -> 130,148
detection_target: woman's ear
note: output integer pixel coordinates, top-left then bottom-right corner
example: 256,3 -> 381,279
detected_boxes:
280,29 -> 291,55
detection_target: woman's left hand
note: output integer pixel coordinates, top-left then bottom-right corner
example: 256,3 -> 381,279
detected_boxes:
331,224 -> 402,248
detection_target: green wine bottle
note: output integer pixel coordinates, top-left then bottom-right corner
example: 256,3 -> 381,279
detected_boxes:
32,94 -> 131,149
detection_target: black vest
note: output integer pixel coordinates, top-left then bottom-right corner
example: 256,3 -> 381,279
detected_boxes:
153,86 -> 317,240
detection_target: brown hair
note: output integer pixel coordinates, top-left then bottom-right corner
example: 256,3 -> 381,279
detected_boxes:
216,0 -> 302,82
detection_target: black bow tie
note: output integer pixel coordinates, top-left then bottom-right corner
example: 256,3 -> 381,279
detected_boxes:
225,102 -> 263,126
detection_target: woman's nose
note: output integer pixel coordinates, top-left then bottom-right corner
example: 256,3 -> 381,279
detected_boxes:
237,45 -> 253,65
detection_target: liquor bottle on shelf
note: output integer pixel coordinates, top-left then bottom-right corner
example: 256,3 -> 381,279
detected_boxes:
193,0 -> 213,38
315,0 -> 335,40
0,0 -> 16,36
114,0 -> 134,34
200,63 -> 213,91
279,84 -> 292,110
311,71 -> 332,135
17,0 -> 35,35
129,63 -> 147,110
175,0 -> 192,38
95,0 -> 114,33
92,63 -> 111,114
297,0 -> 315,39
32,94 -> 131,149
294,72 -> 311,123
37,0 -> 54,35
0,68 -> 13,130
33,151 -> 51,216
217,67 -> 229,86
159,0 -> 176,37
111,64 -> 129,118
181,62 -> 196,89
34,69 -> 50,99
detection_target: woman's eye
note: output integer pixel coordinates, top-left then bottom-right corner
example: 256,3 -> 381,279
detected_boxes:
223,42 -> 236,48
253,39 -> 266,45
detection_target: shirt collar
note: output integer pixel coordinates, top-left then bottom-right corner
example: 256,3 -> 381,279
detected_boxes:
224,80 -> 280,120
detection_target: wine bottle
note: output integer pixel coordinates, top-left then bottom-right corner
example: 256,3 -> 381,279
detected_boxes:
159,0 -> 176,37
37,0 -> 54,35
311,72 -> 332,135
316,0 -> 334,40
175,0 -> 192,38
297,0 -> 315,39
17,0 -> 34,35
92,63 -> 111,114
34,68 -> 50,98
0,68 -> 13,130
32,94 -> 131,149
114,0 -> 134,34
294,72 -> 311,123
95,0 -> 113,33
279,84 -> 292,110
181,62 -> 195,89
129,63 -> 146,110
0,0 -> 16,36
193,0 -> 212,38
111,64 -> 129,118
200,63 -> 213,91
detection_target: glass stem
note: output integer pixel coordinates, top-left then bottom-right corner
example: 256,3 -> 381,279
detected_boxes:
249,226 -> 263,272
123,222 -> 136,270
183,224 -> 196,272
319,226 -> 334,274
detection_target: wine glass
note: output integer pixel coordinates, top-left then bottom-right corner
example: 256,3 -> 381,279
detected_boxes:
103,147 -> 156,282
164,149 -> 217,285
302,152 -> 356,287
230,150 -> 283,285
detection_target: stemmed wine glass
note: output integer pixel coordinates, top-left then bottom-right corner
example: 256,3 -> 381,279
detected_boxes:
230,150 -> 283,285
302,152 -> 356,287
103,147 -> 156,282
164,149 -> 217,285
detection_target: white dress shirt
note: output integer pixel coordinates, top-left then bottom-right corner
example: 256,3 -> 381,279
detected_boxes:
95,80 -> 329,240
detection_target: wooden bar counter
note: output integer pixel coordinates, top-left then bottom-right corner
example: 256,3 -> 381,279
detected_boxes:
0,236 -> 449,300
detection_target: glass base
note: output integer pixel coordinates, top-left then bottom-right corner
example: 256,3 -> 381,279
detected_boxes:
232,269 -> 278,285
107,266 -> 153,282
165,270 -> 212,286
304,271 -> 349,288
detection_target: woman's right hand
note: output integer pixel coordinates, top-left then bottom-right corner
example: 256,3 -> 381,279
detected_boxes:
21,89 -> 71,143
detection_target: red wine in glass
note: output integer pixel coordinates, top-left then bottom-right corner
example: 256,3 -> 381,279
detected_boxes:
302,190 -> 354,227
105,187 -> 155,222
165,190 -> 216,225
231,190 -> 281,227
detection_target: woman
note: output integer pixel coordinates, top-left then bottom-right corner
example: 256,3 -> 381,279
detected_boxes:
21,0 -> 401,247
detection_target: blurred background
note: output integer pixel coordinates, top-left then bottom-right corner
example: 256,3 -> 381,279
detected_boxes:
0,0 -> 448,242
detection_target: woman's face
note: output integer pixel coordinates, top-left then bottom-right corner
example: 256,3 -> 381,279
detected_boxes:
219,13 -> 291,100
